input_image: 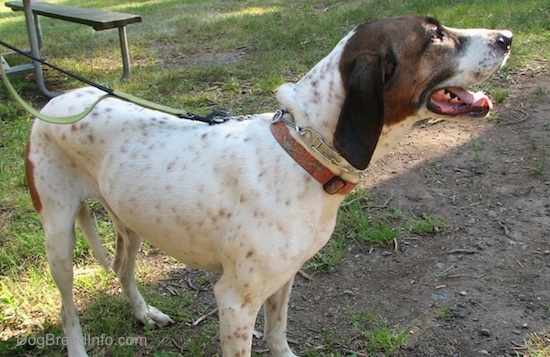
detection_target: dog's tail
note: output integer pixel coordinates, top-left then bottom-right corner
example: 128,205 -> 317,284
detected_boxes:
76,204 -> 111,270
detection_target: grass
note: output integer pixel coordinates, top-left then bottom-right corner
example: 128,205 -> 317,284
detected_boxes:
349,311 -> 410,356
436,302 -> 455,320
517,330 -> 550,357
0,0 -> 549,356
300,310 -> 410,357
363,320 -> 409,356
308,191 -> 447,273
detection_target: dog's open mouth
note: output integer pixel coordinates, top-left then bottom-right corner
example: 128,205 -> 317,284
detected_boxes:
428,87 -> 493,117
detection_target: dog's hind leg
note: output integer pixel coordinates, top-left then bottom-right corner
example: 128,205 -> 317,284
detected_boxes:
76,204 -> 110,270
263,277 -> 299,357
27,146 -> 91,355
111,222 -> 174,327
42,206 -> 88,356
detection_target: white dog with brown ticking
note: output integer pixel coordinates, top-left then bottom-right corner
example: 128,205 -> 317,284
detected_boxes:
25,15 -> 511,357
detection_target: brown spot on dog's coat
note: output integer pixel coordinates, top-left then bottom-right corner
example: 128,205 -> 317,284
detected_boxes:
240,294 -> 252,309
24,143 -> 42,213
268,300 -> 278,312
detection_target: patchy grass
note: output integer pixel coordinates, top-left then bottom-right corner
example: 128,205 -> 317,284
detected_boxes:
408,214 -> 446,234
307,190 -> 447,279
363,319 -> 410,356
517,330 -> 550,357
300,310 -> 410,357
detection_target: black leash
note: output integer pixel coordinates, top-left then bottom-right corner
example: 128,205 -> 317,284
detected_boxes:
0,39 -> 229,125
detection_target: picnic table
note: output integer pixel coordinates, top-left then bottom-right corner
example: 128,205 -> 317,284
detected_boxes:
2,0 -> 141,96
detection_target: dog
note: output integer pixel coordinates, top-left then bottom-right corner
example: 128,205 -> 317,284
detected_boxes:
25,15 -> 511,357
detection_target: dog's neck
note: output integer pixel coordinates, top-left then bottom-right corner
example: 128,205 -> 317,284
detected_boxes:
275,29 -> 421,168
275,31 -> 355,146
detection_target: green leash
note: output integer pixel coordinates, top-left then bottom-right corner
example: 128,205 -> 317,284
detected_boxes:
1,61 -> 110,124
0,39 -> 227,124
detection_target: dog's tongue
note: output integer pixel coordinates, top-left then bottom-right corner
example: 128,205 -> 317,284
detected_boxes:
451,87 -> 493,110
429,87 -> 493,117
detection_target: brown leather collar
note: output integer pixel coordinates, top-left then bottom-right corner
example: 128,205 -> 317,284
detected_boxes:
270,120 -> 357,195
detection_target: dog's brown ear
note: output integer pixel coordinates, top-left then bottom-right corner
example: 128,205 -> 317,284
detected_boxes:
334,53 -> 385,170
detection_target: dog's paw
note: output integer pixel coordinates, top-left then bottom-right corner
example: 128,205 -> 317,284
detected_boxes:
138,305 -> 175,327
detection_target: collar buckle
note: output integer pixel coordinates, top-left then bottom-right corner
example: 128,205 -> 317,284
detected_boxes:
299,127 -> 343,166
323,176 -> 348,195
270,119 -> 358,195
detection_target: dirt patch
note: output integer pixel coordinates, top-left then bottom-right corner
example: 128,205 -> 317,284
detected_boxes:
174,50 -> 248,68
151,42 -> 250,69
152,73 -> 550,356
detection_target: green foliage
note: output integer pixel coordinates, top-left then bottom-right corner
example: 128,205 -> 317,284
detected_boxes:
362,220 -> 401,244
351,310 -> 410,355
408,215 -> 447,234
302,310 -> 410,356
308,234 -> 348,272
518,330 -> 550,357
322,191 -> 447,270
437,302 -> 454,319
491,88 -> 510,103
363,319 -> 409,355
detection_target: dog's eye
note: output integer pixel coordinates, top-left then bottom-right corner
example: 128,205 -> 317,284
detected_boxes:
431,29 -> 445,42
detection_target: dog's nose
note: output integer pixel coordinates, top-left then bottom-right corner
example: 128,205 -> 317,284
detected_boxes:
497,30 -> 513,51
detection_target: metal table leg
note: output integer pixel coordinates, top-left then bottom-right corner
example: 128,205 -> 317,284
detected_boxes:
22,0 -> 59,97
118,26 -> 131,82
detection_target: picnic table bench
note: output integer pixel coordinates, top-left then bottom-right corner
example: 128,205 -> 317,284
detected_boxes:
2,0 -> 142,96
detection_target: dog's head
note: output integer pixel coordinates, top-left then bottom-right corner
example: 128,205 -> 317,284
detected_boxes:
333,15 -> 512,169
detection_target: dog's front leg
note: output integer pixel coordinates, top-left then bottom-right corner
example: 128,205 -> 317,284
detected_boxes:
264,277 -> 299,357
214,274 -> 264,357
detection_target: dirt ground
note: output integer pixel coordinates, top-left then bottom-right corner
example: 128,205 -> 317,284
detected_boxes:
150,72 -> 549,357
